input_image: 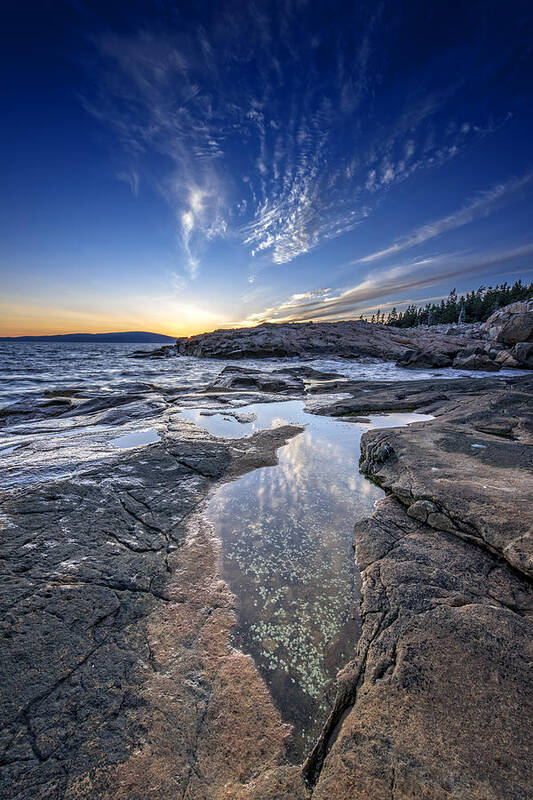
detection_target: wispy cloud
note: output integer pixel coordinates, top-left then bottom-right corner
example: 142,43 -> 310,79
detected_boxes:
358,171 -> 533,263
82,3 -> 511,280
235,242 -> 533,325
117,168 -> 139,196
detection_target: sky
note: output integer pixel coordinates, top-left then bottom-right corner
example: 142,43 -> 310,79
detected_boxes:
1,0 -> 533,336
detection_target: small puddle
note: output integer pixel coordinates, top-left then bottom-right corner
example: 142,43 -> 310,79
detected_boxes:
188,401 -> 432,760
110,428 -> 160,449
181,402 -> 298,438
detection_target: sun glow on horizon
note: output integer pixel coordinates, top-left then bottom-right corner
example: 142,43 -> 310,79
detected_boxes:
0,297 -> 227,338
2,2 -> 533,341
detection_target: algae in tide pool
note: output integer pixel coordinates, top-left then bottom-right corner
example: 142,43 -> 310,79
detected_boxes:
202,402 -> 432,760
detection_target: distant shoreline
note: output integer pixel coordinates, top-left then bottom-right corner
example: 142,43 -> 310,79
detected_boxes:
0,331 -> 176,343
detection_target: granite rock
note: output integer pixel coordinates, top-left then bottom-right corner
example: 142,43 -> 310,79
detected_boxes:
482,300 -> 533,344
2,366 -> 533,799
176,320 -> 473,364
452,352 -> 501,371
175,300 -> 533,371
305,496 -> 533,800
0,417 -> 303,799
358,375 -> 533,577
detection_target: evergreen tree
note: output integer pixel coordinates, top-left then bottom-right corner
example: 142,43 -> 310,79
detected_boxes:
385,279 -> 532,328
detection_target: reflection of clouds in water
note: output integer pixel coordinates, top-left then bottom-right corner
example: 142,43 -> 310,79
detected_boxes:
270,416 -> 291,428
205,402 -> 432,753
277,424 -> 365,509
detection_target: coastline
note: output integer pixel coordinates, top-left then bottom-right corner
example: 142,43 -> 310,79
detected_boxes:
0,321 -> 532,798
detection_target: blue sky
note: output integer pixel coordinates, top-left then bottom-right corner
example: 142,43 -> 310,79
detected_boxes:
1,0 -> 533,335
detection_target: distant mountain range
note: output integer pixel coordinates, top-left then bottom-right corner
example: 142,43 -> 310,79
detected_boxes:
0,331 -> 176,343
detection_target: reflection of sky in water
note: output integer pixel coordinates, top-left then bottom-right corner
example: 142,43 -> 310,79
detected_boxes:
198,401 -> 432,760
180,401 -> 302,438
110,428 -> 160,448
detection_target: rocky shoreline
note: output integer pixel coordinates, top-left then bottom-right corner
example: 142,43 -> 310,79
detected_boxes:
1,326 -> 532,798
304,373 -> 533,799
174,300 -> 533,372
0,411 -> 304,799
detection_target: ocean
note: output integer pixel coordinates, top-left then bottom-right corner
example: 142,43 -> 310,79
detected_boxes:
0,340 -> 520,409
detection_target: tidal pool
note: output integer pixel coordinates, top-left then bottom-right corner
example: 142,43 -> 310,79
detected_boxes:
191,401 -> 432,760
110,428 -> 160,448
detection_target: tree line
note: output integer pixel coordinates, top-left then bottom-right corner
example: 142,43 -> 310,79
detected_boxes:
360,279 -> 533,328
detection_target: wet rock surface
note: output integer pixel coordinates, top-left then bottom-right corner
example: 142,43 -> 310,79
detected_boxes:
129,345 -> 175,359
358,375 -> 533,578
1,354 -> 532,799
395,349 -> 453,369
0,410 -> 303,799
305,373 -> 510,415
207,364 -> 306,393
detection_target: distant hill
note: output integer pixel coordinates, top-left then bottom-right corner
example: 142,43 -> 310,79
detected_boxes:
0,331 -> 176,343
